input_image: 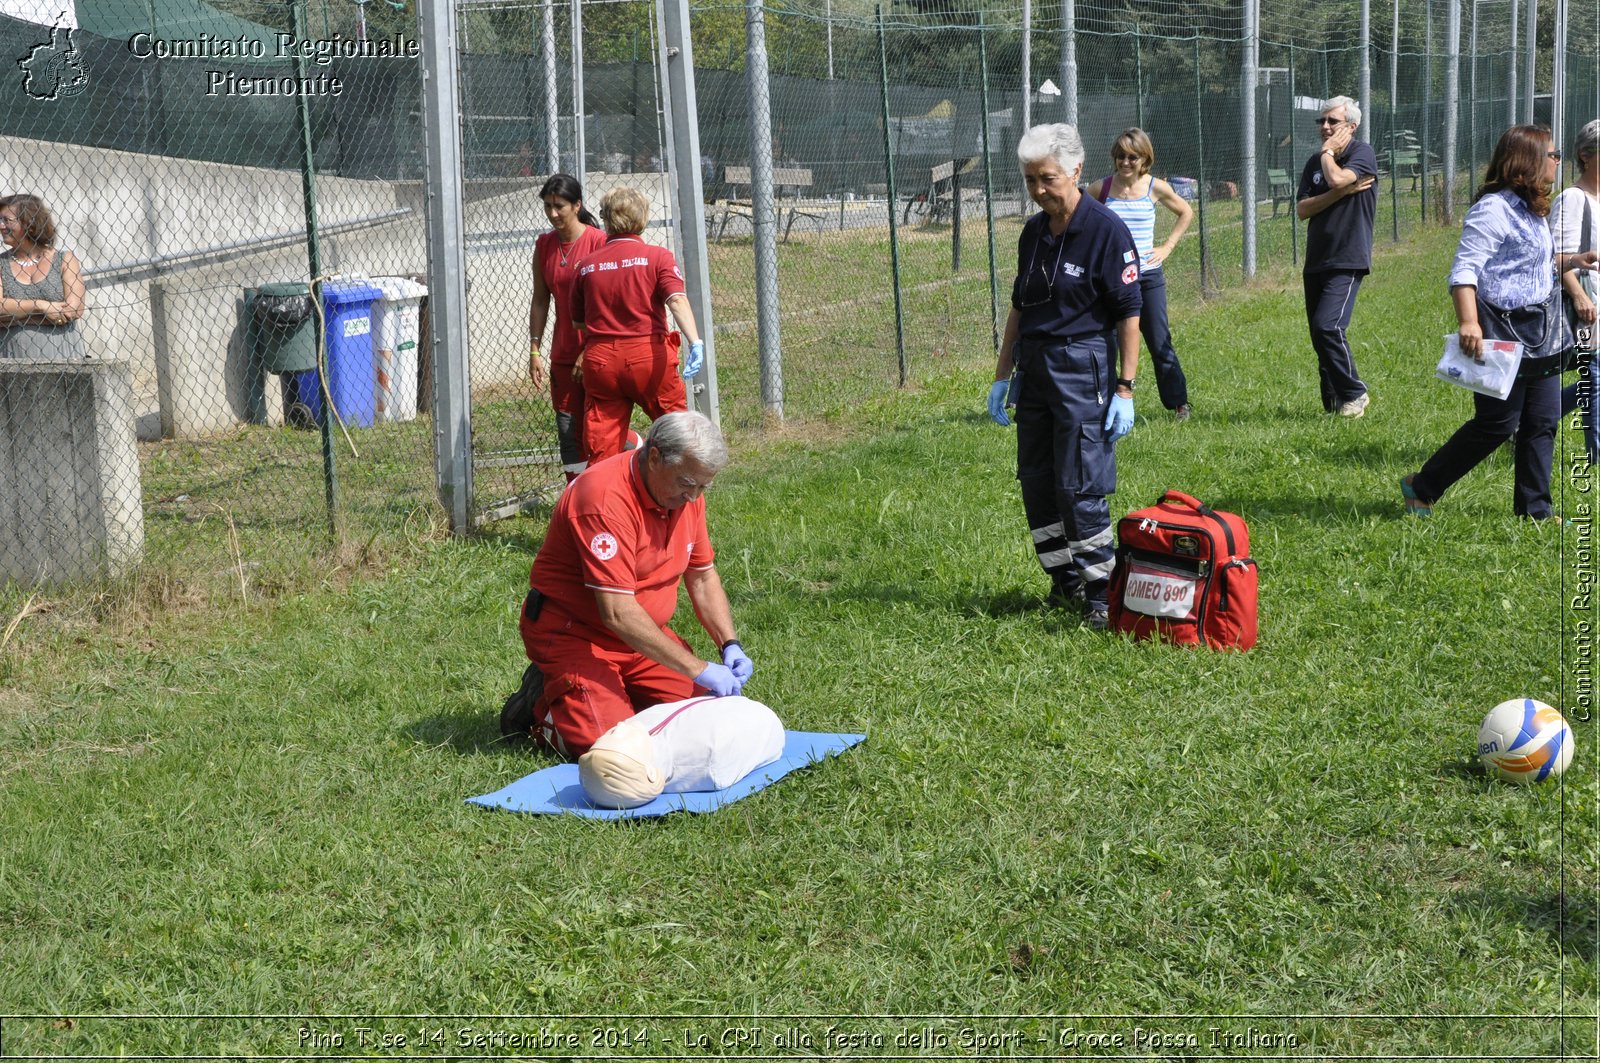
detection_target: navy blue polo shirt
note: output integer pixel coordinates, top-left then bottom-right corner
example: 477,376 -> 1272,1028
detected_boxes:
1297,140 -> 1378,273
1012,195 -> 1143,340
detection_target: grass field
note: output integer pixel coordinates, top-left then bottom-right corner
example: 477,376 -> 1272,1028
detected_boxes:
1,222 -> 1595,1057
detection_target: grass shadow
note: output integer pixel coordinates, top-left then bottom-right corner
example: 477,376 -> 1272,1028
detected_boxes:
1449,888 -> 1599,959
405,706 -> 529,758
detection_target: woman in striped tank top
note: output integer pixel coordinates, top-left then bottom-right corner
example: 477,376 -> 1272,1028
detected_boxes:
1093,128 -> 1195,419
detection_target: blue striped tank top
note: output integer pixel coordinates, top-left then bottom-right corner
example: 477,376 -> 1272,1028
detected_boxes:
1103,179 -> 1158,272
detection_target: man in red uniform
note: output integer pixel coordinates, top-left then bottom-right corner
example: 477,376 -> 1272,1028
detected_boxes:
503,411 -> 754,758
570,186 -> 705,464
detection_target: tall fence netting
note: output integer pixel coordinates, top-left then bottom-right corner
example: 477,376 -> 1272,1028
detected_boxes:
0,0 -> 1588,602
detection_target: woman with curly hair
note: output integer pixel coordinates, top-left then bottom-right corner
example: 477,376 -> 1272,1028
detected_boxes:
1402,125 -> 1598,520
0,193 -> 85,359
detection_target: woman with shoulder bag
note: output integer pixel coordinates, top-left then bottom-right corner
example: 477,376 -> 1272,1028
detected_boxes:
1401,124 -> 1599,520
1557,120 -> 1600,465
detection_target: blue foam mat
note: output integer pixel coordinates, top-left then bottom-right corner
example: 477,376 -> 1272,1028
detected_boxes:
468,731 -> 866,820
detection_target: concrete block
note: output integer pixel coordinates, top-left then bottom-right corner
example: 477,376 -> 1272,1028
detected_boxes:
0,360 -> 144,586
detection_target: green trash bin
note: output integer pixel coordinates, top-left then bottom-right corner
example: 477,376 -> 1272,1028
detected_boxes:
243,283 -> 318,424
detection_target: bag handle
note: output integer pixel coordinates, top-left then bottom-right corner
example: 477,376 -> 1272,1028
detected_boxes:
1160,489 -> 1206,511
1097,176 -> 1112,203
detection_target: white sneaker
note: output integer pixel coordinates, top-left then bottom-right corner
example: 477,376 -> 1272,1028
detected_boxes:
1337,392 -> 1370,418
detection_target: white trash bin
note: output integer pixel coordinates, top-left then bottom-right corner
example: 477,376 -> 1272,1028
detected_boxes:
370,276 -> 428,422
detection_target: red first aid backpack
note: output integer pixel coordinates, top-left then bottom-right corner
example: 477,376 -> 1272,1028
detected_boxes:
1107,489 -> 1258,650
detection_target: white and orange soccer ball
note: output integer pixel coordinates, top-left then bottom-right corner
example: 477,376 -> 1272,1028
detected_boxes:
1477,698 -> 1574,784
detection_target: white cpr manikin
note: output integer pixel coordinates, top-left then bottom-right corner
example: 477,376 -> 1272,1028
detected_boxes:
578,696 -> 785,809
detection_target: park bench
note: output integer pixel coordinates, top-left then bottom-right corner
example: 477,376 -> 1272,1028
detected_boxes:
713,166 -> 826,243
1266,166 -> 1295,216
1389,148 -> 1422,192
904,158 -> 981,224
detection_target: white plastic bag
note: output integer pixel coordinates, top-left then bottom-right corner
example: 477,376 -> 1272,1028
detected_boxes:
1436,333 -> 1520,400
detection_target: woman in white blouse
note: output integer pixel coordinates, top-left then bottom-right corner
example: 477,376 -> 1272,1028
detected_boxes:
1556,120 -> 1600,463
1402,125 -> 1598,520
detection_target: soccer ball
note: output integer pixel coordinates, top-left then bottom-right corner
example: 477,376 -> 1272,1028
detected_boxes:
623,429 -> 643,451
1477,698 -> 1574,784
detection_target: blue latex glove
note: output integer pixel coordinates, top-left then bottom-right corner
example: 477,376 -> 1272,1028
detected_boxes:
986,379 -> 1011,426
721,640 -> 754,682
1104,393 -> 1135,442
694,661 -> 742,697
681,339 -> 705,379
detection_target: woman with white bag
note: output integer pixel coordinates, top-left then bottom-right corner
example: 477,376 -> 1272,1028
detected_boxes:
1556,120 -> 1600,465
1402,125 -> 1598,520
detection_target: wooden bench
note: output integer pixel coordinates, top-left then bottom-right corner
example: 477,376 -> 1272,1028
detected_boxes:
1389,149 -> 1422,193
903,158 -> 981,224
1266,167 -> 1295,216
713,166 -> 826,243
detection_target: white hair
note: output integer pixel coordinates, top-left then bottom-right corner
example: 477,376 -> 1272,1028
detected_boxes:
1578,119 -> 1600,172
1323,95 -> 1362,128
647,410 -> 728,471
1017,123 -> 1084,175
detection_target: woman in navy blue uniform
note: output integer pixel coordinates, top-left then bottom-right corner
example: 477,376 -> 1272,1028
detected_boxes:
986,123 -> 1144,629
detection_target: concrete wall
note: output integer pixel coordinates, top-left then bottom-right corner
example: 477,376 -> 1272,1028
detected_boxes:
1,138 -> 673,440
0,360 -> 143,586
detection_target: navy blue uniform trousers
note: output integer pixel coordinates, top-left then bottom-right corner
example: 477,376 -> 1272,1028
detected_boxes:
1013,334 -> 1119,608
1304,269 -> 1369,410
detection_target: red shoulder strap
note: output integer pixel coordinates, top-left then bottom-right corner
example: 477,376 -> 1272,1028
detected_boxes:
1097,176 -> 1112,203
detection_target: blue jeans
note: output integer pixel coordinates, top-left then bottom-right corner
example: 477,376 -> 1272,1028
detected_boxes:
1138,268 -> 1189,410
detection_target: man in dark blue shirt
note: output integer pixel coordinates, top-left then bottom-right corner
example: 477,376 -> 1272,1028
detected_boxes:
986,123 -> 1143,630
1297,95 -> 1378,417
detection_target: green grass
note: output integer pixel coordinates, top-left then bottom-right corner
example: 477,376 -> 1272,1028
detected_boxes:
1,218 -> 1595,1057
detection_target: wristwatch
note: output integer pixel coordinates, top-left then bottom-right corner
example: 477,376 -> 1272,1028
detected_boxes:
1115,377 -> 1136,392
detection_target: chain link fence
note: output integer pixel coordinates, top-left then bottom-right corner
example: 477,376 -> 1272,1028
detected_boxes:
0,0 -> 1587,599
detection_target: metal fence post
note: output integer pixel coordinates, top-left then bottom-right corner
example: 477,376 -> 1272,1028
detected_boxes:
289,0 -> 336,538
877,6 -> 907,386
1289,44 -> 1299,267
572,0 -> 586,174
1423,0 -> 1432,223
980,16 -> 1001,356
746,0 -> 784,417
659,0 -> 720,424
1445,0 -> 1460,220
1241,0 -> 1258,278
1196,36 -> 1212,297
542,0 -> 559,172
1509,0 -> 1519,124
1361,0 -> 1372,142
1021,0 -> 1032,216
1523,0 -> 1537,124
1061,0 -> 1077,124
420,0 -> 473,533
1392,0 -> 1401,241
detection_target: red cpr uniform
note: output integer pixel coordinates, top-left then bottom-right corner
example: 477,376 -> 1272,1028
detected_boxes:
535,225 -> 606,476
521,449 -> 714,757
569,235 -> 689,463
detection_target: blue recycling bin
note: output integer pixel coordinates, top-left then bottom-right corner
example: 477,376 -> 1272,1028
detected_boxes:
281,281 -> 383,429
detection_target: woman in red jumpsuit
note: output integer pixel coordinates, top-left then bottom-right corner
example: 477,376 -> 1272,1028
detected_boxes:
570,186 -> 706,464
529,174 -> 606,480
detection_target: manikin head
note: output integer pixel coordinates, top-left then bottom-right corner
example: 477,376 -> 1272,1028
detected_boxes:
578,720 -> 665,808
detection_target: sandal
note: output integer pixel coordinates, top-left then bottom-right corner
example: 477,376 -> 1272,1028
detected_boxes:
1400,474 -> 1432,517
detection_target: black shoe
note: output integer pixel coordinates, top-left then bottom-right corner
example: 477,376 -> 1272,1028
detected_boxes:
499,663 -> 545,740
1085,606 -> 1110,631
